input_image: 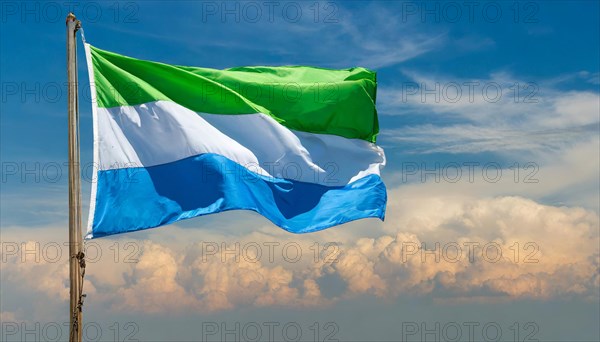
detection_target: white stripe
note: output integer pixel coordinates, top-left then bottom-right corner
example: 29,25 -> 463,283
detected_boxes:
96,100 -> 385,186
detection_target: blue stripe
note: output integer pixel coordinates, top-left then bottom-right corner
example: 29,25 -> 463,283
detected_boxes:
89,153 -> 387,238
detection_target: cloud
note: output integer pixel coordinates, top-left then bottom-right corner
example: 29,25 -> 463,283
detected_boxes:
251,2 -> 448,69
111,242 -> 192,313
102,235 -> 336,313
382,136 -> 600,212
102,2 -> 446,69
378,71 -> 600,154
1,240 -> 70,301
382,123 -> 597,155
374,193 -> 599,300
2,188 -> 597,317
330,4 -> 446,68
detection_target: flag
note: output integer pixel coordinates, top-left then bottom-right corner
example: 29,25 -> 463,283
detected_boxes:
84,44 -> 386,239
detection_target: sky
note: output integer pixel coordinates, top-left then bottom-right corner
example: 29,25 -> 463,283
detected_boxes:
1,1 -> 599,341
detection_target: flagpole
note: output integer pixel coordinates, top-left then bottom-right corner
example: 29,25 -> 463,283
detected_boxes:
66,12 -> 84,342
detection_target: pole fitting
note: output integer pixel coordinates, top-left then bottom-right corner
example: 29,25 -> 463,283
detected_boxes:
66,13 -> 76,24
66,13 -> 81,31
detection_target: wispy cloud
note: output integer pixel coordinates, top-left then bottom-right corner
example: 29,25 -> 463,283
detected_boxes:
379,71 -> 600,154
92,2 -> 446,69
382,123 -> 598,155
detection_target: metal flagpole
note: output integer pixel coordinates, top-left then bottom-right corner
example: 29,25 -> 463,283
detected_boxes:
66,12 -> 84,342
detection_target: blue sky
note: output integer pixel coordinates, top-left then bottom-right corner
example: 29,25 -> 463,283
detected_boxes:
1,1 -> 599,341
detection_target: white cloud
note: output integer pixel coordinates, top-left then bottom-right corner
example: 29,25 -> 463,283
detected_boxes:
106,2 -> 446,69
338,194 -> 599,301
331,5 -> 446,68
383,136 -> 600,211
379,71 -> 600,154
2,187 -> 598,316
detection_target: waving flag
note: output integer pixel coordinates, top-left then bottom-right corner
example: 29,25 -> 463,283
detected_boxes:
84,44 -> 386,239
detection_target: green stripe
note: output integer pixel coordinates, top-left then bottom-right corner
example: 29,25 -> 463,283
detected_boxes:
88,45 -> 379,142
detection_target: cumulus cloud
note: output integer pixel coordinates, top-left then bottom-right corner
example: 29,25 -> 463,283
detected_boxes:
1,240 -> 70,301
338,194 -> 599,301
86,236 -> 333,313
112,242 -> 192,313
2,189 -> 598,316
